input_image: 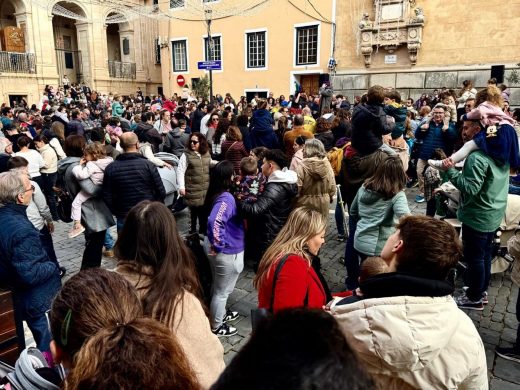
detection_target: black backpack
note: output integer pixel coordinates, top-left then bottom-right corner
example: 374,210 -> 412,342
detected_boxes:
55,164 -> 74,223
55,187 -> 73,223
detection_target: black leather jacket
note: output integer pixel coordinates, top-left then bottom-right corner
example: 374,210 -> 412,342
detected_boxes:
241,180 -> 297,255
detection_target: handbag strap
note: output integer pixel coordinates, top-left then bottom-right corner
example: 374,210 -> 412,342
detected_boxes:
224,141 -> 238,160
269,254 -> 291,312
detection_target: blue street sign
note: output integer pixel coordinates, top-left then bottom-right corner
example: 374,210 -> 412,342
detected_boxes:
197,60 -> 222,70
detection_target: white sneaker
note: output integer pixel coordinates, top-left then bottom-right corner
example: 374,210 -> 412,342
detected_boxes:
68,224 -> 85,238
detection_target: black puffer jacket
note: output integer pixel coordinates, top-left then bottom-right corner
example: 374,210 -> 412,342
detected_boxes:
102,153 -> 166,218
351,103 -> 394,156
240,169 -> 298,258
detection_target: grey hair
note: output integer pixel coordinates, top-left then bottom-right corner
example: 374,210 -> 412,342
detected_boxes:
303,138 -> 326,158
0,171 -> 25,204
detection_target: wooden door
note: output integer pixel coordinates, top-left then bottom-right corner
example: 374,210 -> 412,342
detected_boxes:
300,74 -> 320,96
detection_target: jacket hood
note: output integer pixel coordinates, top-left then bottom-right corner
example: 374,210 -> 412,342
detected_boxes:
353,103 -> 384,120
357,186 -> 385,205
170,127 -> 183,137
253,109 -> 271,120
331,294 -> 461,373
301,157 -> 331,179
57,156 -> 80,175
92,157 -> 113,170
268,168 -> 297,184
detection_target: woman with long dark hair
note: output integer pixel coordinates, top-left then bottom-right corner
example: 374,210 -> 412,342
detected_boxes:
115,201 -> 225,388
203,160 -> 245,337
177,132 -> 212,233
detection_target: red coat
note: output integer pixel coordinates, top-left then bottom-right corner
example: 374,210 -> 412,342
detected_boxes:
258,254 -> 327,313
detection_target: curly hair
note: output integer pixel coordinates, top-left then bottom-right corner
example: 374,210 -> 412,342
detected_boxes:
83,142 -> 107,161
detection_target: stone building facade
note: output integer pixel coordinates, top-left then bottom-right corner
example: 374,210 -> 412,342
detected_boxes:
0,0 -> 161,105
332,0 -> 520,106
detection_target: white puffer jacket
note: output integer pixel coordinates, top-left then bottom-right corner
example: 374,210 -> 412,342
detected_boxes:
330,295 -> 488,390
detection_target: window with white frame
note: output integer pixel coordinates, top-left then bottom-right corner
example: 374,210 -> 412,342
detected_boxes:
204,36 -> 221,62
296,25 -> 318,65
171,40 -> 187,72
170,0 -> 185,8
246,31 -> 266,68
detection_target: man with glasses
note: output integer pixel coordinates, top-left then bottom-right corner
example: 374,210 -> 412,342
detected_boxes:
414,105 -> 457,203
0,170 -> 61,356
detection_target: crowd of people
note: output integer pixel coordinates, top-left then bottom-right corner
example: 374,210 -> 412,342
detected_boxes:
0,77 -> 519,389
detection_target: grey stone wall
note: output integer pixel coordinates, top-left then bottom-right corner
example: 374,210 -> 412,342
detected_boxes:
332,68 -> 520,108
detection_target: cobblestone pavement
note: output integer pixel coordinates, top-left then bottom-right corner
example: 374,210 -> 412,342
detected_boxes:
25,187 -> 519,388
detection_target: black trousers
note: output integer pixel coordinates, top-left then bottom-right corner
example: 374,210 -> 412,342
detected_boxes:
81,229 -> 106,269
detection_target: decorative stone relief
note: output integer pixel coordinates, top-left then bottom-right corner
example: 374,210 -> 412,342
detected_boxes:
358,0 -> 425,67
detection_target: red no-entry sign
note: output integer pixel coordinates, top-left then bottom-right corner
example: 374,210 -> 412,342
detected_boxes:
176,75 -> 185,87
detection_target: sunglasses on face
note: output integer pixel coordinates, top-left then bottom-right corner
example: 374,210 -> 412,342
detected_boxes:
212,118 -> 219,121
190,140 -> 199,145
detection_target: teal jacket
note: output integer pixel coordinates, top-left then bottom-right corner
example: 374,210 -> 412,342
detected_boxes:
350,186 -> 410,256
112,101 -> 124,117
447,150 -> 509,232
384,104 -> 408,139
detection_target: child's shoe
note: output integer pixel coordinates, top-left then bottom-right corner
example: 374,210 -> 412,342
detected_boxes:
68,222 -> 85,238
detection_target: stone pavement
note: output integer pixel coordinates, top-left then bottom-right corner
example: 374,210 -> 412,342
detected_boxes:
25,187 -> 519,388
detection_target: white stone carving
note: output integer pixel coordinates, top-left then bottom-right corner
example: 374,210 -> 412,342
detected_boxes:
358,0 -> 425,67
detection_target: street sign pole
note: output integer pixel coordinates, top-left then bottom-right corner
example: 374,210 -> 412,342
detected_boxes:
205,10 -> 213,104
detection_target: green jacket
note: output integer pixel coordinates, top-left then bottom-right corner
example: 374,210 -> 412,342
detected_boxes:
350,186 -> 410,256
447,151 -> 509,232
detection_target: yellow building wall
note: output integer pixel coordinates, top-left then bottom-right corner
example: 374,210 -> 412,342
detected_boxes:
160,0 -> 334,99
335,0 -> 520,70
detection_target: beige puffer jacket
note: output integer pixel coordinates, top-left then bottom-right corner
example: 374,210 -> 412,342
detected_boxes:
330,295 -> 488,390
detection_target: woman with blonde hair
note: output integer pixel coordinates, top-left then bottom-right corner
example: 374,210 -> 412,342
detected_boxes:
255,207 -> 329,313
50,268 -> 200,389
295,138 -> 336,222
115,201 -> 225,388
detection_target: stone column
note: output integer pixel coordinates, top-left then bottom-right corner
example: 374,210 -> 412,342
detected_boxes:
75,21 -> 93,85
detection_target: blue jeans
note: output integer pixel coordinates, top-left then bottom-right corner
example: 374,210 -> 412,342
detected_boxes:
26,313 -> 52,352
39,225 -> 58,265
462,224 -> 495,302
116,217 -> 126,233
204,238 -> 244,329
344,217 -> 361,290
104,230 -> 115,250
335,201 -> 346,237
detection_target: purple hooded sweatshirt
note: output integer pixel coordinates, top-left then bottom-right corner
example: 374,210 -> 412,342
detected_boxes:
207,192 -> 245,254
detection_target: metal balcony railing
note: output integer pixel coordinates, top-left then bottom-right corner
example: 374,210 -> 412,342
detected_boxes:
108,60 -> 136,79
0,51 -> 36,74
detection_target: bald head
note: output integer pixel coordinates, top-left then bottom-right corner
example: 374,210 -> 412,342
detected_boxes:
120,132 -> 138,152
